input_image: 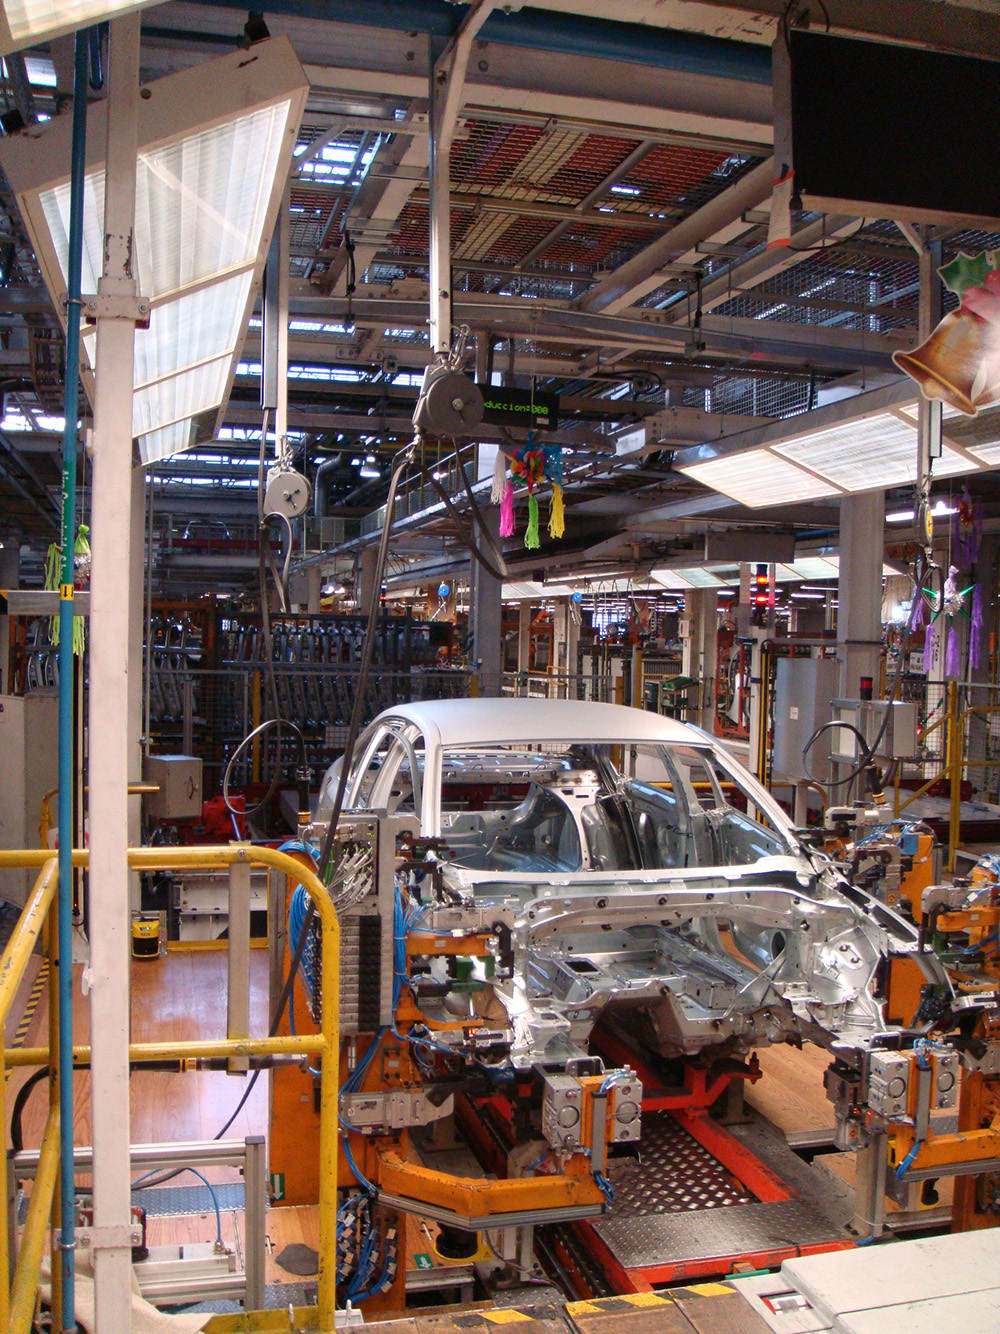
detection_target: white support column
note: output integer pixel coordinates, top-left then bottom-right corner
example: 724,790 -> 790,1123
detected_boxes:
275,184 -> 290,461
128,465 -> 145,911
517,602 -> 531,675
357,547 -> 379,615
837,493 -> 885,698
682,589 -> 718,731
0,543 -> 18,694
87,16 -> 141,1330
307,566 -> 322,614
551,596 -> 579,693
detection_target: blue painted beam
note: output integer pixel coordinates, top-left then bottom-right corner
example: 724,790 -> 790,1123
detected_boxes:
197,0 -> 772,84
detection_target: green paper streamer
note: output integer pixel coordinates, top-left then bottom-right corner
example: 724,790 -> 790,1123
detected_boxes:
524,492 -> 540,549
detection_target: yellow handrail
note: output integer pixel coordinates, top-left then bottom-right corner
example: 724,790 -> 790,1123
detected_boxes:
10,1108 -> 60,1334
0,843 -> 340,1331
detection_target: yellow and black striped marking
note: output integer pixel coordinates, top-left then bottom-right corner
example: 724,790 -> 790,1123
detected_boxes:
5,960 -> 48,1082
567,1294 -> 674,1316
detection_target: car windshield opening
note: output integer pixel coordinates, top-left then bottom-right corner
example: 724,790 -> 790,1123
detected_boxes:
438,740 -> 789,874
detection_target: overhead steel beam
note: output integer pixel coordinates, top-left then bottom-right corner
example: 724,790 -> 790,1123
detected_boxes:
667,214 -> 867,321
182,0 -> 773,81
313,103 -> 430,296
578,157 -> 774,314
428,0 -> 497,353
303,61 -> 772,150
689,0 -> 1000,60
404,186 -> 672,227
288,288 -> 903,369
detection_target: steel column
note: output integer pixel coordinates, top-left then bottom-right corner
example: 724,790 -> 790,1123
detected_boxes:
470,503 -> 503,696
87,16 -> 142,1330
683,588 -> 719,731
837,493 -> 884,700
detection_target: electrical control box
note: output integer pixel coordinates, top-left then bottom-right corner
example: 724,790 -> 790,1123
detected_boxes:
773,655 -> 839,782
0,693 -> 58,906
143,754 -> 203,821
829,699 -> 919,765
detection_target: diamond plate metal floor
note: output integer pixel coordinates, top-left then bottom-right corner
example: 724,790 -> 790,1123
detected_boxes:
593,1198 -> 842,1269
132,1182 -> 245,1217
605,1115 -> 752,1214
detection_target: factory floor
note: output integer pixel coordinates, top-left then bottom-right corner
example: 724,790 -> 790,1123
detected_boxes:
4,945 -> 329,1297
3,948 -> 939,1317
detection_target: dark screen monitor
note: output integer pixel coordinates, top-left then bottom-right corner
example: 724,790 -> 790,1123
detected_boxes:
778,30 -> 1000,228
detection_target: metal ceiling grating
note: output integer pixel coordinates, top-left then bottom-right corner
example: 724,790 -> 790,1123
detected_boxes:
450,119 -> 546,192
614,142 -> 731,209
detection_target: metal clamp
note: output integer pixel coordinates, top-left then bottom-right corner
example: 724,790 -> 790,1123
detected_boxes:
62,292 -> 151,327
59,1224 -> 142,1249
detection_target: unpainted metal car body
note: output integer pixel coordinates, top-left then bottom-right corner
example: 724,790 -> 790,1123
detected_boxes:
318,698 -> 938,1070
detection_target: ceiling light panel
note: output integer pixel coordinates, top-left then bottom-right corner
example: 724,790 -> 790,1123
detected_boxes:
133,272 -> 253,391
0,0 -> 158,56
0,38 -> 308,464
138,420 -> 196,465
678,452 -> 841,508
40,103 -> 292,302
969,440 -> 1000,464
133,356 -> 232,442
773,413 -> 976,490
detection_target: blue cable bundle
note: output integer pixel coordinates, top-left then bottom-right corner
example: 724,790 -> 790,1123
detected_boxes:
288,884 -> 320,1013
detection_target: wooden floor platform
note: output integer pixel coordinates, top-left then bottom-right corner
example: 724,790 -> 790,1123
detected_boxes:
6,948 -> 854,1307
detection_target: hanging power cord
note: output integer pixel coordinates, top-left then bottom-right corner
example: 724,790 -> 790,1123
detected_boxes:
803,559 -> 927,797
223,474 -> 308,827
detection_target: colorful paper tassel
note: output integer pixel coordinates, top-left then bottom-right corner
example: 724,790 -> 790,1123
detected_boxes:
945,624 -> 961,678
524,492 -> 540,549
971,582 -> 984,671
491,449 -> 507,505
548,482 -> 564,539
499,480 -> 515,538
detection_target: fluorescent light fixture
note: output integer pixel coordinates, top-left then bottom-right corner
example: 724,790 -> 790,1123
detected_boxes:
0,38 -> 308,466
674,382 -> 987,508
773,413 -> 973,490
0,0 -> 160,56
677,451 -> 839,509
887,500 -> 957,523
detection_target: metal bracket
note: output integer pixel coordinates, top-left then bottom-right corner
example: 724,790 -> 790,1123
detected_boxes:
63,292 -> 151,327
60,1224 -> 142,1249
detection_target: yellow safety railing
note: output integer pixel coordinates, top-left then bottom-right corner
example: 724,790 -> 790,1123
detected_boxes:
893,681 -> 1000,872
0,844 -> 340,1332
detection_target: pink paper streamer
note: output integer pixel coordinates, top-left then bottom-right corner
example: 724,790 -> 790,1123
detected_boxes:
499,480 -> 515,538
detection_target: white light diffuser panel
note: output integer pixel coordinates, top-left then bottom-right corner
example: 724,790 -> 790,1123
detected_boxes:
969,439 -> 1000,464
678,451 -> 841,509
0,0 -> 159,57
773,412 -> 978,490
0,37 -> 309,465
650,569 -> 691,590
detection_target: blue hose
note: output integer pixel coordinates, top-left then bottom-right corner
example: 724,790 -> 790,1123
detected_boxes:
56,29 -> 90,1331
